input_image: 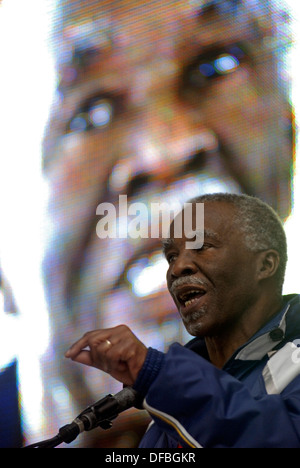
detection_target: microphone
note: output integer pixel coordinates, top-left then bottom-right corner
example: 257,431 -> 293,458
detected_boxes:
59,386 -> 143,444
24,386 -> 143,448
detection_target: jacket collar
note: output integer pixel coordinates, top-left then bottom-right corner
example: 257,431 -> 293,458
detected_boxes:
185,294 -> 300,363
233,294 -> 299,362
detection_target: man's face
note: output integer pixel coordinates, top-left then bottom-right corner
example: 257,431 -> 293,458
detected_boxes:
46,1 -> 290,207
44,0 -> 291,355
165,202 -> 260,337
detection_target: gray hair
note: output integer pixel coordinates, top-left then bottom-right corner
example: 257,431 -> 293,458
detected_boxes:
189,193 -> 287,294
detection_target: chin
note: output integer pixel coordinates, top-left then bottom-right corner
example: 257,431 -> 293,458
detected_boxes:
185,316 -> 221,338
186,324 -> 205,337
184,318 -> 207,337
182,307 -> 208,337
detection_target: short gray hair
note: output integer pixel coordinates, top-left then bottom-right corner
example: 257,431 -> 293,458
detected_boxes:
189,193 -> 287,293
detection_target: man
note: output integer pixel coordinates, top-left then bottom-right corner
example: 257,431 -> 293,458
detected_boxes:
66,193 -> 300,448
42,0 -> 293,445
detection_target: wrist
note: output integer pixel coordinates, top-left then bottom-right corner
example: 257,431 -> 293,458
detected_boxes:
133,347 -> 165,397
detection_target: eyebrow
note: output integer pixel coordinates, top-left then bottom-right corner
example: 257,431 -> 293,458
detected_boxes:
201,229 -> 220,242
197,0 -> 242,18
161,238 -> 175,256
57,48 -> 106,93
162,228 -> 220,256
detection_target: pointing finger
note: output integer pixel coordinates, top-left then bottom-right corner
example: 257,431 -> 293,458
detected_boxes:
65,330 -> 110,358
70,350 -> 93,366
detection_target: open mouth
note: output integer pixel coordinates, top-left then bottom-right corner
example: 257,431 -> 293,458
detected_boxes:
176,287 -> 207,308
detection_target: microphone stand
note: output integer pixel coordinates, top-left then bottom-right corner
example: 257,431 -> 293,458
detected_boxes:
24,387 -> 141,448
24,434 -> 66,449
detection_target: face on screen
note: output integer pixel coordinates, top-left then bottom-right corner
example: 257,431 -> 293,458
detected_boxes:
43,0 -> 292,382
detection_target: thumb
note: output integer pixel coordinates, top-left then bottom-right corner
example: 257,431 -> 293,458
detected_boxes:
67,350 -> 93,366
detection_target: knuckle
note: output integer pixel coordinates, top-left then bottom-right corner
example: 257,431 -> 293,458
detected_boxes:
117,324 -> 130,332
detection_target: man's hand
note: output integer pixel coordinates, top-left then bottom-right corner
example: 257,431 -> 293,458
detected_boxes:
65,325 -> 148,386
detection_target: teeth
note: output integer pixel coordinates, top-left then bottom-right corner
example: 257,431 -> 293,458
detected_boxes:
179,290 -> 200,301
184,298 -> 198,306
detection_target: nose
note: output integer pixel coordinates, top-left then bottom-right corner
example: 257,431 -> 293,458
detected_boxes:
122,89 -> 217,182
169,251 -> 198,280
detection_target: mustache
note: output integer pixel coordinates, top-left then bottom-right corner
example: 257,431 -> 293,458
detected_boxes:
169,276 -> 208,295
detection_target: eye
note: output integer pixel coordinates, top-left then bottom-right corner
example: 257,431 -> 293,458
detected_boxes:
166,253 -> 178,264
66,93 -> 121,134
195,242 -> 214,253
182,43 -> 248,91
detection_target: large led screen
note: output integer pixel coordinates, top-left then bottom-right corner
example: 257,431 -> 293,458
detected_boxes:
0,0 -> 296,448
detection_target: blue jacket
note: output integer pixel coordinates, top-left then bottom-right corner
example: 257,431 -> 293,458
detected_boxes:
133,294 -> 300,448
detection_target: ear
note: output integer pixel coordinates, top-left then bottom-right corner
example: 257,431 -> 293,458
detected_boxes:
256,249 -> 280,281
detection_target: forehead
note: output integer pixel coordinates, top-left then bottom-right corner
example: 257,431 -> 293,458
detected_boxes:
55,0 -> 261,72
58,0 -> 246,35
165,201 -> 238,246
202,201 -> 237,233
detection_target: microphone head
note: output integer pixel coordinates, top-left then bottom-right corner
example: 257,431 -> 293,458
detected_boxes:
117,386 -> 144,410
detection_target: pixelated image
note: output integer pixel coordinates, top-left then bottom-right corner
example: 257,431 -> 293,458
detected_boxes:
0,0 -> 297,448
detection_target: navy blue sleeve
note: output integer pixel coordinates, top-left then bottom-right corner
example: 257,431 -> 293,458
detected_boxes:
134,343 -> 300,448
133,347 -> 165,397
